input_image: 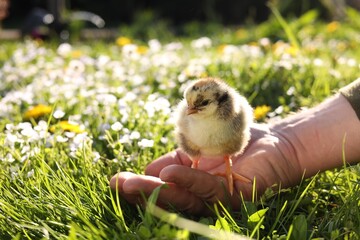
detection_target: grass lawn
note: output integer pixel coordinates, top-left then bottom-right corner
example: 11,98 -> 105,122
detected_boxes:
1,8 -> 360,239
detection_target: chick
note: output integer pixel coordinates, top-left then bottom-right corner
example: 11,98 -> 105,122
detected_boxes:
175,77 -> 253,195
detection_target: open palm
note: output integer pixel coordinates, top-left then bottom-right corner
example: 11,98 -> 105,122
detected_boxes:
110,124 -> 302,215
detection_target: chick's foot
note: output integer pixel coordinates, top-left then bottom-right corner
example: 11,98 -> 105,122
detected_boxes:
217,155 -> 251,195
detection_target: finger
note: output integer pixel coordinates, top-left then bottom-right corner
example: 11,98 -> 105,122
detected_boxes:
109,172 -> 137,192
110,172 -> 209,214
159,165 -> 229,203
145,149 -> 192,177
109,172 -> 146,205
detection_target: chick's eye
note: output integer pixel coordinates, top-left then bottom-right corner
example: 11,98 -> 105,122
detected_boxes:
200,100 -> 210,106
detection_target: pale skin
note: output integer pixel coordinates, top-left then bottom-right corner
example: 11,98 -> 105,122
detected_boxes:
109,94 -> 360,215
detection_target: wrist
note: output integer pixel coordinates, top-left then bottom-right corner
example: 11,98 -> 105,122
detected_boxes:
271,94 -> 360,178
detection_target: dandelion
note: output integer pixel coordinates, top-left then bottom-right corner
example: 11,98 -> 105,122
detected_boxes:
326,21 -> 339,33
285,45 -> 299,56
254,105 -> 271,121
23,104 -> 52,120
116,36 -> 132,46
71,50 -> 83,58
136,45 -> 148,54
235,28 -> 248,39
272,41 -> 298,57
50,121 -> 85,133
217,44 -> 227,54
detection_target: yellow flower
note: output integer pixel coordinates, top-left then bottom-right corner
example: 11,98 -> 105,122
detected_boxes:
285,45 -> 299,56
217,44 -> 227,54
272,41 -> 299,57
71,50 -> 83,58
235,28 -> 248,39
50,121 -> 84,133
326,21 -> 339,33
23,104 -> 52,120
116,36 -> 132,46
254,105 -> 271,121
336,42 -> 347,51
136,45 -> 148,54
248,41 -> 259,46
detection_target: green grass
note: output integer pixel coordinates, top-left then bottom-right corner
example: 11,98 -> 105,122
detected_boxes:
1,8 -> 360,239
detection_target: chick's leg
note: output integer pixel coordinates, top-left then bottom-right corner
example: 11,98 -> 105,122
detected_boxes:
224,155 -> 234,195
191,158 -> 200,169
223,155 -> 251,195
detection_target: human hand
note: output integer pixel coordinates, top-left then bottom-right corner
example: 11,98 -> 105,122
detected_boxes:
109,124 -> 303,215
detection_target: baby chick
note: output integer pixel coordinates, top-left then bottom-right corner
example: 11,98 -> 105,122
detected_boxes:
175,77 -> 253,195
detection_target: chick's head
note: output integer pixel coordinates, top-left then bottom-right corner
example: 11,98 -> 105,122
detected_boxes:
184,78 -> 230,118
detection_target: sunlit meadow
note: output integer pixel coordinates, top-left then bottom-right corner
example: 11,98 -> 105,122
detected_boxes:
1,9 -> 360,239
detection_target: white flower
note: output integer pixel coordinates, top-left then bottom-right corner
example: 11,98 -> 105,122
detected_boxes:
240,45 -> 263,58
122,92 -> 137,102
122,44 -> 139,59
138,138 -> 154,148
144,95 -> 171,117
119,134 -> 131,144
65,131 -> 76,138
191,37 -> 212,49
57,43 -> 72,56
130,131 -> 141,140
164,42 -> 183,51
53,109 -> 65,119
5,133 -> 20,146
259,38 -> 271,47
132,75 -> 145,85
96,93 -> 117,106
70,132 -> 91,151
93,151 -> 101,163
313,58 -> 324,66
56,135 -> 68,143
5,123 -> 15,131
148,39 -> 162,52
4,153 -> 15,163
27,169 -> 35,178
111,122 -> 123,131
97,55 -> 110,68
21,127 -> 39,141
160,137 -> 168,144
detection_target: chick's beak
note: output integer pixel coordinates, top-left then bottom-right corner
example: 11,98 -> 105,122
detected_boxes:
186,105 -> 198,115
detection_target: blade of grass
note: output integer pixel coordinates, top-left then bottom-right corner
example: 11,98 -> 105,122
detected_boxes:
147,203 -> 251,240
268,3 -> 300,49
146,185 -> 251,239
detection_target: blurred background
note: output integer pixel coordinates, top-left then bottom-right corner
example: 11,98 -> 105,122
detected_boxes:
0,0 -> 359,40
